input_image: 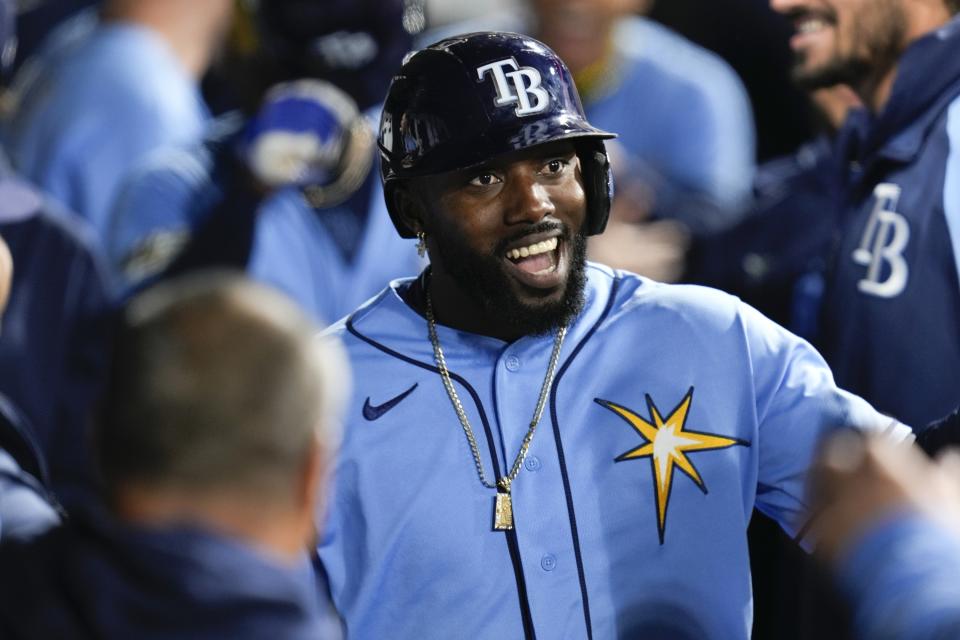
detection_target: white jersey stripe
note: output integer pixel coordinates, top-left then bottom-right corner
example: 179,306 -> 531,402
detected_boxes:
943,96 -> 960,292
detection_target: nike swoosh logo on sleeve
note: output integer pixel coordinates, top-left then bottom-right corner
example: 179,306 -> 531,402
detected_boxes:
362,383 -> 419,421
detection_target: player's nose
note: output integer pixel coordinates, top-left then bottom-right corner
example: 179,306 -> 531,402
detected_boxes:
503,170 -> 553,226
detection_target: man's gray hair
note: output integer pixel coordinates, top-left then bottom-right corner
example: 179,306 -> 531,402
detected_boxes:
97,271 -> 347,499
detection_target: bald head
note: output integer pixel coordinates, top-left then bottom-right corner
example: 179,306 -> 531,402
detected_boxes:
98,272 -> 345,504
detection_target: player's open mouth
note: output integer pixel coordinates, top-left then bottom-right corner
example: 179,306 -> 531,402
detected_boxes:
787,9 -> 835,50
797,17 -> 828,34
502,234 -> 565,289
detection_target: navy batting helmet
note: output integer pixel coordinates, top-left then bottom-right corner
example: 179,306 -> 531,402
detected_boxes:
378,31 -> 616,238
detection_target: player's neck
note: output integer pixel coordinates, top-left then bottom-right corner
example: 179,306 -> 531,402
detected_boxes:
858,67 -> 898,114
417,270 -> 526,343
860,5 -> 953,113
113,485 -> 312,565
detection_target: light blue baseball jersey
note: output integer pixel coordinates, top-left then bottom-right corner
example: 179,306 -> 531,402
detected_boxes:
3,15 -> 209,236
318,263 -> 909,639
589,17 -> 756,227
106,118 -> 423,325
246,182 -> 424,326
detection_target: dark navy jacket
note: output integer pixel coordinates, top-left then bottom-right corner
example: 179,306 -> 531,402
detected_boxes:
0,505 -> 337,639
686,135 -> 841,336
0,394 -> 60,542
820,17 -> 960,428
0,161 -> 113,499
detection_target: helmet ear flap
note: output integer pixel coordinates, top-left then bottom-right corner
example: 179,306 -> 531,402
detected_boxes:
383,180 -> 417,239
578,141 -> 613,236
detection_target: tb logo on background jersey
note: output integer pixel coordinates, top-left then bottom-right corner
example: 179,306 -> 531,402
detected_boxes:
476,58 -> 550,116
852,183 -> 911,298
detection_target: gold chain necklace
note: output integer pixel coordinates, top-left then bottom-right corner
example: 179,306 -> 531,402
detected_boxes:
426,292 -> 567,530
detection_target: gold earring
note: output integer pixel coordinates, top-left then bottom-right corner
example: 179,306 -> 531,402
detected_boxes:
416,231 -> 427,258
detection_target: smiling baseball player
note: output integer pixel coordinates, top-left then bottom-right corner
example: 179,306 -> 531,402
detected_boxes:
316,32 -> 912,639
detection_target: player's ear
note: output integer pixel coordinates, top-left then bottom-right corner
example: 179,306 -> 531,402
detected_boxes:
393,182 -> 428,236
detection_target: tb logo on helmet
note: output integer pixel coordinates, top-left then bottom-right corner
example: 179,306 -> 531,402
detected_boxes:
477,58 -> 550,116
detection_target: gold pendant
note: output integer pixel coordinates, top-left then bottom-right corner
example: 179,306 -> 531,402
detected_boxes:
494,490 -> 514,530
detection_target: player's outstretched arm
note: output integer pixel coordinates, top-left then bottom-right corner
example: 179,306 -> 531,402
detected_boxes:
810,431 -> 960,640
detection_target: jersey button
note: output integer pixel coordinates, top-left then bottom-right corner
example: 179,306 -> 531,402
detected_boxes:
540,554 -> 557,572
505,355 -> 521,372
524,456 -> 542,472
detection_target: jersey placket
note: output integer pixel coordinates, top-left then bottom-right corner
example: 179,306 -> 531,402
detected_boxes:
492,337 -> 587,639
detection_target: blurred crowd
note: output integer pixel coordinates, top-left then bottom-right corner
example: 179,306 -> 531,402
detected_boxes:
0,0 -> 958,638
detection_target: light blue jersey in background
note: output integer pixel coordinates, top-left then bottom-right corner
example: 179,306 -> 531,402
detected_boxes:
106,115 -> 423,326
2,11 -> 209,236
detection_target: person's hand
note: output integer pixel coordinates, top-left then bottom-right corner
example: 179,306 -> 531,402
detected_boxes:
811,431 -> 960,564
242,79 -> 373,201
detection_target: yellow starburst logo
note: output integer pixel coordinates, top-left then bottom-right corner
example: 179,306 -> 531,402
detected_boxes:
595,387 -> 748,543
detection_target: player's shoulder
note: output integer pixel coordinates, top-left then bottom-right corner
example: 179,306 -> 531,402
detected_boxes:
123,147 -> 213,197
321,279 -> 413,341
112,113 -> 244,227
589,263 -> 744,332
0,174 -> 102,257
614,17 -> 732,75
612,17 -> 745,101
124,113 -> 243,186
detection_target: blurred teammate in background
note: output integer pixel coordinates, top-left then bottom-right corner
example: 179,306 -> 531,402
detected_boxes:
106,0 -> 425,324
686,84 -> 861,335
0,0 -> 113,504
770,0 -> 960,429
1,0 -> 233,235
0,273 -> 345,639
811,415 -> 960,640
0,233 -> 61,544
7,0 -> 98,73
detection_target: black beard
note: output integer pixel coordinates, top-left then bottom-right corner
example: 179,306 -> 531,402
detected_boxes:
790,2 -> 905,94
792,56 -> 872,92
434,221 -> 588,337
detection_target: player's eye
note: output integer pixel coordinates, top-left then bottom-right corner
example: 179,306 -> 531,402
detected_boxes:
542,158 -> 568,175
468,172 -> 501,187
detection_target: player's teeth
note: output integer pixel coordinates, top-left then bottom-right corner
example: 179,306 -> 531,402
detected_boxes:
506,237 -> 559,260
798,19 -> 825,34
